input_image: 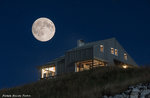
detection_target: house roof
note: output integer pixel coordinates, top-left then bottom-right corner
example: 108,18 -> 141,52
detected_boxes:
37,55 -> 65,69
67,37 -> 116,52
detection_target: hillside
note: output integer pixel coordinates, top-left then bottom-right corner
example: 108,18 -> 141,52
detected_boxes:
0,66 -> 150,98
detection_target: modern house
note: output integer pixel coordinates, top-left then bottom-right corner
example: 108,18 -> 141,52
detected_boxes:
37,38 -> 138,79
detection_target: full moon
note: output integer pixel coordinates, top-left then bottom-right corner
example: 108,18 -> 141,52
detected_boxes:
32,17 -> 56,42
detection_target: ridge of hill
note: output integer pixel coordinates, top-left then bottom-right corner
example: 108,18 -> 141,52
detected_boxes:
0,66 -> 150,98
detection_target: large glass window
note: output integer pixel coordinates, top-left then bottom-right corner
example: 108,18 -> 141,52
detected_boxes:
41,66 -> 55,78
75,59 -> 106,72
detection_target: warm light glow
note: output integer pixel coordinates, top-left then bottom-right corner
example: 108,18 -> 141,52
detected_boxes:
111,48 -> 114,54
42,69 -> 46,74
122,65 -> 128,69
48,67 -> 55,72
41,66 -> 56,78
115,49 -> 118,56
100,45 -> 104,52
124,53 -> 127,60
76,59 -> 106,72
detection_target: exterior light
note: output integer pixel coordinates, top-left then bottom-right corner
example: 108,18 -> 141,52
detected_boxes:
122,65 -> 128,69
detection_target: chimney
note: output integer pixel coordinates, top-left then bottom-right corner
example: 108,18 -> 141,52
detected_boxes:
77,40 -> 85,47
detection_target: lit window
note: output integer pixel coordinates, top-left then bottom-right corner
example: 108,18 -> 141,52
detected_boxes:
124,53 -> 127,60
111,48 -> 114,54
41,66 -> 56,78
115,49 -> 118,56
100,45 -> 104,52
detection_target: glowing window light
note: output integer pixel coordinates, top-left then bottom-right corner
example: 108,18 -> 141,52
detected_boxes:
100,45 -> 104,52
41,69 -> 46,78
42,69 -> 46,73
48,67 -> 55,72
111,48 -> 114,54
124,53 -> 127,60
41,66 -> 56,78
115,49 -> 118,56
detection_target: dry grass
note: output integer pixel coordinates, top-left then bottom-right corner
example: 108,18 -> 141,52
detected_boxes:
0,66 -> 150,98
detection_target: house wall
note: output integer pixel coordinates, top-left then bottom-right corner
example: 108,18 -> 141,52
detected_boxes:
93,38 -> 137,66
56,59 -> 65,75
65,47 -> 93,73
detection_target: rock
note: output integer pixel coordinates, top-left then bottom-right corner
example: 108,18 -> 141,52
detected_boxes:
145,93 -> 150,98
137,85 -> 147,91
130,88 -> 140,98
122,93 -> 129,98
124,90 -> 131,95
140,95 -> 145,98
130,95 -> 139,98
131,88 -> 140,93
148,83 -> 150,89
143,86 -> 147,90
140,89 -> 150,98
129,86 -> 135,90
102,83 -> 150,98
113,94 -> 123,98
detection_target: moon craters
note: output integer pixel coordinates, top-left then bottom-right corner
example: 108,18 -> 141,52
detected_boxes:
32,17 -> 55,42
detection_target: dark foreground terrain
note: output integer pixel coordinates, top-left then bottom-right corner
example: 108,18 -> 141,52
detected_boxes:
0,66 -> 150,98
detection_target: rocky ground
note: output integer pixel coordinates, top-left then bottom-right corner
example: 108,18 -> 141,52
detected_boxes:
103,83 -> 150,98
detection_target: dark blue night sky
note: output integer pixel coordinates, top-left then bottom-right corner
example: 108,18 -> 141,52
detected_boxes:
0,0 -> 150,89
